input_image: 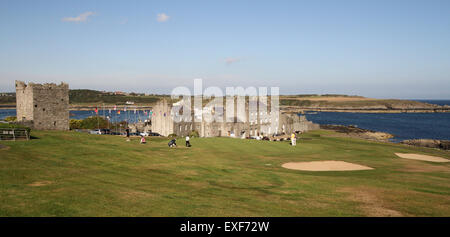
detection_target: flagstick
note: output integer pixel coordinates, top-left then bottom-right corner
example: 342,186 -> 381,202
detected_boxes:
97,105 -> 100,131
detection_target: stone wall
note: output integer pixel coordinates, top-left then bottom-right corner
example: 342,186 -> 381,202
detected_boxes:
15,81 -> 34,122
151,99 -> 174,136
291,114 -> 320,132
151,99 -> 319,137
15,81 -> 69,130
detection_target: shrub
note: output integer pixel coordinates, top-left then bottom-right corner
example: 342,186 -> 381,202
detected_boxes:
4,116 -> 16,122
69,119 -> 82,129
79,116 -> 109,129
168,133 -> 178,138
189,130 -> 199,137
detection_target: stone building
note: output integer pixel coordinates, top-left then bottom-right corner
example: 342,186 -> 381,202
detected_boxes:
151,99 -> 318,137
15,80 -> 69,130
128,121 -> 151,134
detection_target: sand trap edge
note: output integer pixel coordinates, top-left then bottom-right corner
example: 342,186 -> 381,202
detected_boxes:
282,160 -> 374,171
395,153 -> 449,163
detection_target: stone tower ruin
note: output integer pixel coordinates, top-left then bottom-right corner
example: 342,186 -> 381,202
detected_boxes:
15,80 -> 69,130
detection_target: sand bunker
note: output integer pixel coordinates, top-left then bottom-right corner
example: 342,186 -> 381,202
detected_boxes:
395,153 -> 449,163
282,161 -> 373,171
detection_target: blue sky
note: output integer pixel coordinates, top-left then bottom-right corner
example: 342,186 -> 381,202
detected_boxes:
0,0 -> 449,98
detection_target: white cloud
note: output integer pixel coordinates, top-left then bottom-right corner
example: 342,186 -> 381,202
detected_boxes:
62,12 -> 96,23
224,57 -> 240,65
156,13 -> 170,22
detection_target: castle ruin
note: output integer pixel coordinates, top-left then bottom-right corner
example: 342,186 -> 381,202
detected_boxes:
15,81 -> 69,130
151,99 -> 318,137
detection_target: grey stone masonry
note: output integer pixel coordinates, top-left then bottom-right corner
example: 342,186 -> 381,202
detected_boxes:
151,98 -> 319,137
15,81 -> 69,130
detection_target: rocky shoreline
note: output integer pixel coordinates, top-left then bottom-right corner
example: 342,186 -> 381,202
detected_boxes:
320,124 -> 450,150
401,139 -> 450,150
320,124 -> 394,141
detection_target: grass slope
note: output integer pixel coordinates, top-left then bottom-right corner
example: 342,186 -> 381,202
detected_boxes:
0,130 -> 449,216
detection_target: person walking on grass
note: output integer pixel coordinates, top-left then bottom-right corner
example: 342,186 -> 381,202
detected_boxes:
126,128 -> 130,141
185,135 -> 191,147
291,132 -> 296,146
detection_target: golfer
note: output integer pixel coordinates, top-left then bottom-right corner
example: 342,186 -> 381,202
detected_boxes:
168,139 -> 177,147
185,135 -> 191,147
291,133 -> 296,146
126,128 -> 130,141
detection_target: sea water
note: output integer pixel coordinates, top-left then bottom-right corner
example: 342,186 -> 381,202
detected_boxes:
304,111 -> 450,142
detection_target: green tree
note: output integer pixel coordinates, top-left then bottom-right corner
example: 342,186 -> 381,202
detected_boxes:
79,116 -> 109,129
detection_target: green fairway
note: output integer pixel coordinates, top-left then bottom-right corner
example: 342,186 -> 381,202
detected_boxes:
0,130 -> 449,216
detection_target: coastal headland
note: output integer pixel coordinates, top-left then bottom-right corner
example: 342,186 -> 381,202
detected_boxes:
280,95 -> 450,113
1,90 -> 448,113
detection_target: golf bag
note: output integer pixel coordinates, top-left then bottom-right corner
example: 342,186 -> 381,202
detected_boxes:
168,139 -> 177,147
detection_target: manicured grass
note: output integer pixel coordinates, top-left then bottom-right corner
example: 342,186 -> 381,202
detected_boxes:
0,130 -> 449,216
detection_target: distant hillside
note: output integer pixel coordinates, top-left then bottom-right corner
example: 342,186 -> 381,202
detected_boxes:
1,91 -> 448,112
280,95 -> 449,113
69,89 -> 163,105
0,89 -> 165,105
0,94 -> 15,104
286,94 -> 363,98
